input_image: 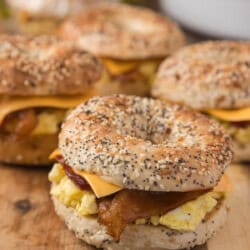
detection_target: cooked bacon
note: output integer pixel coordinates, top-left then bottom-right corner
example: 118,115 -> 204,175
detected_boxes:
98,189 -> 208,241
57,156 -> 91,191
229,121 -> 250,128
14,109 -> 38,139
1,109 -> 38,139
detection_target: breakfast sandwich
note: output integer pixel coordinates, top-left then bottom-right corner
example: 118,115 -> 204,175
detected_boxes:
5,0 -> 101,35
152,41 -> 250,162
0,35 -> 103,165
49,95 -> 233,249
58,3 -> 185,96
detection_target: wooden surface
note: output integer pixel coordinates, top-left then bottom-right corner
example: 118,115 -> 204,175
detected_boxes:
0,164 -> 249,250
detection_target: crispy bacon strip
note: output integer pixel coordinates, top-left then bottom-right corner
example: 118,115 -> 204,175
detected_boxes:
57,156 -> 91,191
229,121 -> 250,128
98,189 -> 208,241
1,109 -> 38,139
14,109 -> 38,139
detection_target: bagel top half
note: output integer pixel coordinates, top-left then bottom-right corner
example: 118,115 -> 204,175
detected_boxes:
59,95 -> 233,192
0,35 -> 103,96
152,41 -> 250,110
58,3 -> 185,60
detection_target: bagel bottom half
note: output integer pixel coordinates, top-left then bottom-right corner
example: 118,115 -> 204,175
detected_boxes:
0,133 -> 58,165
52,196 -> 228,250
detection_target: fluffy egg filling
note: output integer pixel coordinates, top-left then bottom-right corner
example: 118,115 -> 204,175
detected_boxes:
49,163 -> 225,232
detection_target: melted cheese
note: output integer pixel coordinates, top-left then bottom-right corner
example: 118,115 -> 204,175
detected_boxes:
0,93 -> 95,124
49,149 -> 122,198
74,169 -> 123,198
101,58 -> 138,75
205,107 -> 250,122
101,58 -> 161,76
213,174 -> 232,192
49,148 -> 61,160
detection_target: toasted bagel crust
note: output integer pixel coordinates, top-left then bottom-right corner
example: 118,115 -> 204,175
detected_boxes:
59,95 -> 233,192
58,3 -> 185,60
52,196 -> 228,250
152,41 -> 250,109
0,35 -> 103,96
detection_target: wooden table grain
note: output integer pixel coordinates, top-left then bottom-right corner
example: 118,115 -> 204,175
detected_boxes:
0,164 -> 249,250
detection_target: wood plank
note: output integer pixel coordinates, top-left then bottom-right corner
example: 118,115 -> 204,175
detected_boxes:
0,165 -> 92,250
207,164 -> 250,250
0,164 -> 249,249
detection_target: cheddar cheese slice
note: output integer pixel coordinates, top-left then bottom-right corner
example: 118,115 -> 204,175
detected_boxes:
74,169 -> 123,198
0,93 -> 94,124
49,148 -> 62,160
49,149 -> 123,198
101,58 -> 138,75
205,108 -> 250,122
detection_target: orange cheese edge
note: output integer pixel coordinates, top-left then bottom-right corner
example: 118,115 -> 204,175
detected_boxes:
101,58 -> 161,75
0,91 -> 96,124
49,149 -> 231,198
74,169 -> 123,198
101,58 -> 138,75
213,174 -> 233,192
49,148 -> 61,160
205,107 -> 250,122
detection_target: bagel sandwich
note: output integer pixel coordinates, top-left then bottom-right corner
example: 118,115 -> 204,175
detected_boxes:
152,41 -> 250,162
0,35 -> 103,165
58,3 -> 185,96
5,0 -> 101,35
49,95 -> 233,249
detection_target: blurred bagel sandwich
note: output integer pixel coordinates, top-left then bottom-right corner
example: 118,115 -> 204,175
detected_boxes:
49,95 -> 233,249
58,3 -> 185,96
152,41 -> 250,162
0,35 -> 103,165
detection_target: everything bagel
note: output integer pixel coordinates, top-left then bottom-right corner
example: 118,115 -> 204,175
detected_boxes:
59,3 -> 185,60
58,3 -> 185,96
152,41 -> 250,110
152,41 -> 250,162
0,35 -> 102,96
50,95 -> 233,249
0,35 -> 103,165
59,95 -> 233,192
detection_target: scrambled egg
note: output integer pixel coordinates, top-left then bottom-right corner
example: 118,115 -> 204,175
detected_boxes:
135,192 -> 223,231
49,164 -> 98,216
32,110 -> 65,135
158,192 -> 223,231
138,60 -> 160,85
222,121 -> 250,144
49,164 -> 224,231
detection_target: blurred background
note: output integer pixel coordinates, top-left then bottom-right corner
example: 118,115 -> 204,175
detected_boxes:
1,0 -> 250,40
